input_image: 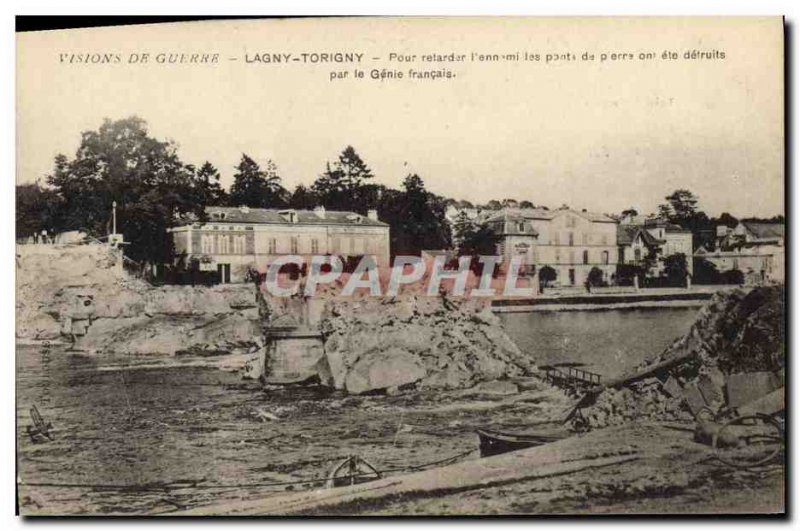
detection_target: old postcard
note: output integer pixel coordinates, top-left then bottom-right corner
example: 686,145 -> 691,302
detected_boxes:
15,17 -> 785,516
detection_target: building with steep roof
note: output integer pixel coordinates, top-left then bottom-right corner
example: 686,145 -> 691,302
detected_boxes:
168,205 -> 390,283
617,217 -> 694,276
702,220 -> 784,283
482,207 -> 618,287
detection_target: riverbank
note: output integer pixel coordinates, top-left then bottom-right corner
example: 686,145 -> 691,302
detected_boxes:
175,421 -> 783,516
492,286 -> 741,313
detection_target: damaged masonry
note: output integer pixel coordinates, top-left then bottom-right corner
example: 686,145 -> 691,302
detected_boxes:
15,16 -> 786,518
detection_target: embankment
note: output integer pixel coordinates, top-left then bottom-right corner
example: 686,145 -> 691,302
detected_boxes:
582,285 -> 785,429
17,245 -> 535,394
16,245 -> 261,356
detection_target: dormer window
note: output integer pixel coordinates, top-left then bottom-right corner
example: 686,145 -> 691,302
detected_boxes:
346,213 -> 363,224
279,210 -> 298,223
211,211 -> 227,221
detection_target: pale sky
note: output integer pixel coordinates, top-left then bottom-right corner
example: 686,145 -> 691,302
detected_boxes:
17,17 -> 784,218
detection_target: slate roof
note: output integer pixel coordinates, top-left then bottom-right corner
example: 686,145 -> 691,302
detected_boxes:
617,225 -> 663,246
741,221 -> 785,240
196,206 -> 388,227
481,207 -> 617,224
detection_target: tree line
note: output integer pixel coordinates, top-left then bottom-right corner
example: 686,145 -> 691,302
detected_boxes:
17,117 -> 783,270
16,117 -> 452,265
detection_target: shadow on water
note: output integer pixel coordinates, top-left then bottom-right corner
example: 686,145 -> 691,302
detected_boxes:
499,307 -> 699,378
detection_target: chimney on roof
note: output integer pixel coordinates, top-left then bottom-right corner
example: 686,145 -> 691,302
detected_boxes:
367,209 -> 379,221
314,205 -> 326,219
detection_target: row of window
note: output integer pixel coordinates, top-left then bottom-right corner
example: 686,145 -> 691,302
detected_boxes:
199,233 -> 383,256
201,234 -> 247,255
552,249 -> 611,265
550,232 -> 610,246
265,237 -> 321,255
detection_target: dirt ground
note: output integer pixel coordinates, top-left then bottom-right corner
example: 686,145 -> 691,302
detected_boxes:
16,345 -> 784,516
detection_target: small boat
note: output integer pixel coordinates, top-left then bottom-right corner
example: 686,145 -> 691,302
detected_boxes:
476,428 -> 567,458
325,455 -> 382,488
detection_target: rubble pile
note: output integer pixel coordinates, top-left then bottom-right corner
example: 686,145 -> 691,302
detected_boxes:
584,286 -> 785,429
16,244 -> 262,355
319,293 -> 536,394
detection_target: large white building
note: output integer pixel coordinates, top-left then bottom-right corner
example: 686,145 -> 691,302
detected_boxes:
483,207 -> 618,286
169,206 -> 390,283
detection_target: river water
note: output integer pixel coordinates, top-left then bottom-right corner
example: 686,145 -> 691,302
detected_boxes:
17,307 -> 699,514
499,307 -> 700,378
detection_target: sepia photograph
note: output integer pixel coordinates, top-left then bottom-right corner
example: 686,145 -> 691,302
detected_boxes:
14,16 -> 785,516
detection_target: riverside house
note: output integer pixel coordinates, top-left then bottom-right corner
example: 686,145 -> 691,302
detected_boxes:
482,207 -> 618,287
168,206 -> 390,283
697,220 -> 785,283
617,216 -> 694,276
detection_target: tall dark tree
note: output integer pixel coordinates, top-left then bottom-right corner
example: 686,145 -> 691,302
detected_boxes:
44,116 -> 211,265
288,184 -> 319,210
716,212 -> 739,228
229,154 -> 288,208
194,161 -> 228,206
312,146 -> 374,213
657,189 -> 714,250
660,189 -> 699,221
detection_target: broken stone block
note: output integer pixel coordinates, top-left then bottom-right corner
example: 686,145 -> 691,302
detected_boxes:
697,374 -> 724,407
344,348 -> 427,395
682,383 -> 708,416
662,376 -> 683,399
726,372 -> 781,408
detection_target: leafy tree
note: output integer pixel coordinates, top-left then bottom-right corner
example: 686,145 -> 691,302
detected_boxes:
457,222 -> 500,257
661,253 -> 689,287
229,154 -> 288,208
313,145 -> 374,213
484,200 -> 502,210
621,207 -> 639,218
16,181 -> 63,239
519,200 -> 535,209
657,189 -> 714,250
741,215 -> 785,223
662,189 -> 698,220
501,198 -> 519,208
44,116 -> 211,265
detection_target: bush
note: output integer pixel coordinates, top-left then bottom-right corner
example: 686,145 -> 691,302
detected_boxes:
539,265 -> 557,287
587,267 -> 605,287
720,268 -> 745,285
